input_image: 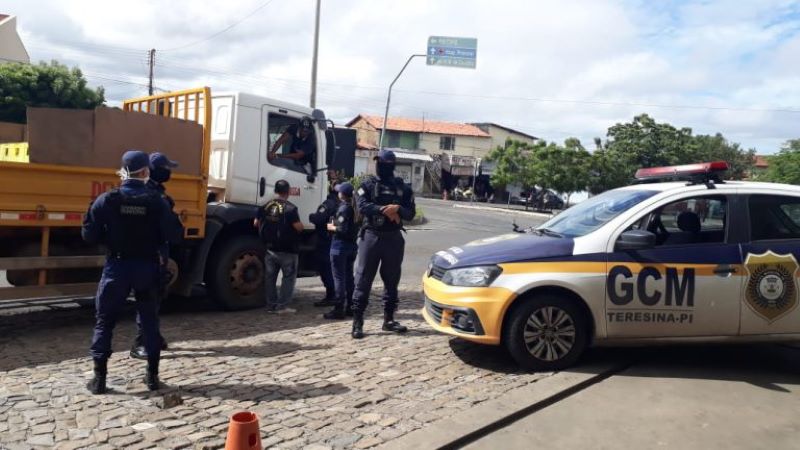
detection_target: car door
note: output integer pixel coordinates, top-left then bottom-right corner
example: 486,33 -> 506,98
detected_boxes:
605,193 -> 742,338
739,192 -> 800,335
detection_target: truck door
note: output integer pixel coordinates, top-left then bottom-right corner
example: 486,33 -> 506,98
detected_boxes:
258,107 -> 325,221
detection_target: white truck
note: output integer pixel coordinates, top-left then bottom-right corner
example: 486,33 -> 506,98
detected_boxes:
0,87 -> 355,310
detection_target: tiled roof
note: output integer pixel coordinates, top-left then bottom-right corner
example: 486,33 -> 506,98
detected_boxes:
754,155 -> 769,168
347,115 -> 490,138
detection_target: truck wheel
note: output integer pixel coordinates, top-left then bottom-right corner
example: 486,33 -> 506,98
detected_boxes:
503,295 -> 589,371
206,235 -> 266,311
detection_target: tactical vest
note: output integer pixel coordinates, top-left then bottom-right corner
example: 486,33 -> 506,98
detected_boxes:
260,199 -> 298,252
366,178 -> 405,231
105,189 -> 161,260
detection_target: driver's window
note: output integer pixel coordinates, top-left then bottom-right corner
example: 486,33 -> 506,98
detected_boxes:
267,113 -> 316,176
643,195 -> 727,246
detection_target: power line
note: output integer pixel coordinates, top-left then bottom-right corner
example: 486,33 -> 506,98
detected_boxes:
160,0 -> 278,52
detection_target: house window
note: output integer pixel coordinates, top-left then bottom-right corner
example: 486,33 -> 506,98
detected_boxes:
440,136 -> 456,151
414,166 -> 421,175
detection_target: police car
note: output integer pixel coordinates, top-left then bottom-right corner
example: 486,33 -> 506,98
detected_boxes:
422,162 -> 800,370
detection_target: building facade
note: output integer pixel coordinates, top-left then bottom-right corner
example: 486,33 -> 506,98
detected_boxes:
0,15 -> 30,64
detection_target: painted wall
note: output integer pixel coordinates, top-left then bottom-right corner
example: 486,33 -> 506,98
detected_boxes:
481,125 -> 536,151
419,133 -> 491,158
0,17 -> 29,63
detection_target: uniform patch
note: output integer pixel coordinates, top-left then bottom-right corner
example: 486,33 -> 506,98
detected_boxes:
338,216 -> 345,223
358,188 -> 365,196
744,251 -> 799,323
318,206 -> 326,213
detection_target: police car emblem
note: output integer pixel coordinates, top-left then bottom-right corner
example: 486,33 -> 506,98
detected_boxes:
744,251 -> 799,322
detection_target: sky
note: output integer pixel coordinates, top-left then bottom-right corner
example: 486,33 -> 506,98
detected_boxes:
6,0 -> 800,154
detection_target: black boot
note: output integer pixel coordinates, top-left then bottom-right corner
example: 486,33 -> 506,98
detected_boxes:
351,314 -> 364,339
144,358 -> 160,391
160,334 -> 168,351
382,311 -> 408,333
323,305 -> 345,320
87,359 -> 107,395
314,297 -> 338,307
130,344 -> 148,360
344,302 -> 354,317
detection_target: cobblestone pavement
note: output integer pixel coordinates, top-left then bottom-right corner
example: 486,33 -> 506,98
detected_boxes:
0,283 -> 552,450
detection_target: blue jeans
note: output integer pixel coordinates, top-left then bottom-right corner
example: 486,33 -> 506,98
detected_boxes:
330,240 -> 357,308
264,251 -> 299,310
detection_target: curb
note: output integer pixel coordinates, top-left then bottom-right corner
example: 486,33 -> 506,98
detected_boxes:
451,203 -> 554,219
378,361 -> 622,450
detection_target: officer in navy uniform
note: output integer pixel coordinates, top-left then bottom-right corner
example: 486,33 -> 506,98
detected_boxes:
350,150 -> 416,339
82,150 -> 183,394
130,152 -> 184,360
323,182 -> 359,320
308,179 -> 339,307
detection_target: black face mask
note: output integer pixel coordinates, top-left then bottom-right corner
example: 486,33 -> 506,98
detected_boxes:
377,163 -> 395,180
151,166 -> 171,183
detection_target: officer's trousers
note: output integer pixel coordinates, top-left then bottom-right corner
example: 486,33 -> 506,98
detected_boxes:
330,240 -> 357,309
315,238 -> 335,298
351,229 -> 404,315
90,259 -> 161,361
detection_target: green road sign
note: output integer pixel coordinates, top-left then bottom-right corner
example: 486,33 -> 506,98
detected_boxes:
427,36 -> 477,69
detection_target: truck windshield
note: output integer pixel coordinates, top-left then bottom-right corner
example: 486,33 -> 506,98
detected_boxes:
537,189 -> 658,238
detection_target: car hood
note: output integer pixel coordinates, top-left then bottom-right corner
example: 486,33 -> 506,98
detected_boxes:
431,233 -> 575,269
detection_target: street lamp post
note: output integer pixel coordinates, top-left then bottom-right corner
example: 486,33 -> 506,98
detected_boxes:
379,54 -> 425,150
309,0 -> 321,108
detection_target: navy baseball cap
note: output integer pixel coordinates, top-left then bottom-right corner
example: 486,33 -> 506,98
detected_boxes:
374,149 -> 396,163
121,150 -> 151,172
335,182 -> 354,196
150,152 -> 179,169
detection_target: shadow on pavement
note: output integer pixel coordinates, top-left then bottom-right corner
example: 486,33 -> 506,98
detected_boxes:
161,342 -> 332,359
175,381 -> 350,402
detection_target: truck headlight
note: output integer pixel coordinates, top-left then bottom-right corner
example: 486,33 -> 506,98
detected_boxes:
441,266 -> 502,287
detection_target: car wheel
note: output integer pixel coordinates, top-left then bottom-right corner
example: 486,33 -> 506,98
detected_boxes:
503,294 -> 589,371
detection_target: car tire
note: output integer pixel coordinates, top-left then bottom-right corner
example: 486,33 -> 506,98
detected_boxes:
206,235 -> 266,311
503,294 -> 589,371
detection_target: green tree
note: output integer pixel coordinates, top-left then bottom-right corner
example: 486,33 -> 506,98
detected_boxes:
605,113 -> 697,168
485,139 -> 531,190
693,133 -> 755,180
0,61 -> 105,123
522,139 -> 590,207
762,139 -> 800,185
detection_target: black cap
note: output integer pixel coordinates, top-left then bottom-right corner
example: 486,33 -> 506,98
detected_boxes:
299,117 -> 313,130
374,149 -> 396,163
275,179 -> 291,194
335,182 -> 354,196
150,152 -> 179,168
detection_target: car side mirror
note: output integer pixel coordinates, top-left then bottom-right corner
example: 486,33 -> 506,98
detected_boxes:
615,230 -> 656,251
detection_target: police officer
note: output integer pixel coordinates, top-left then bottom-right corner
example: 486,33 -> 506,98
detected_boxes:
308,179 -> 338,307
350,150 -> 415,339
323,182 -> 358,320
82,150 -> 182,394
130,152 -> 184,360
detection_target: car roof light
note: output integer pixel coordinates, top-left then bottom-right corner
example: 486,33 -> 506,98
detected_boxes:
633,161 -> 729,188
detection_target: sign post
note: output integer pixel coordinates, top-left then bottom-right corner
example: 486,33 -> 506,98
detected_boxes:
378,36 -> 477,150
427,36 -> 478,69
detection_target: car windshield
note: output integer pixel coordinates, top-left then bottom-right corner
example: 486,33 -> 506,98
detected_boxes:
537,189 -> 658,238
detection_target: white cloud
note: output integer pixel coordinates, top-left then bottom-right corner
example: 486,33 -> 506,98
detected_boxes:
5,0 -> 800,153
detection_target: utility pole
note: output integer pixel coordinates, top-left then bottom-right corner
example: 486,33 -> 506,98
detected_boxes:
379,54 -> 425,150
309,0 -> 321,108
147,48 -> 156,95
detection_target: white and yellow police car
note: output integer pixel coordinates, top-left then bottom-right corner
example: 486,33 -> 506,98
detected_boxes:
423,162 -> 800,370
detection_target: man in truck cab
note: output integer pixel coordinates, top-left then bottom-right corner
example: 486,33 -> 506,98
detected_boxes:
268,117 -> 317,176
82,150 -> 183,394
130,152 -> 184,360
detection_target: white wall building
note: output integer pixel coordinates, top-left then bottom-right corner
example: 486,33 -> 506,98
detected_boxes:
0,14 -> 30,64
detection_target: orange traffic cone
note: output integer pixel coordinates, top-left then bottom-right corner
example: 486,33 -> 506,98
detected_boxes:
225,411 -> 262,450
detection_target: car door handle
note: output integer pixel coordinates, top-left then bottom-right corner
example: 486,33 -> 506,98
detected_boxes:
713,265 -> 737,276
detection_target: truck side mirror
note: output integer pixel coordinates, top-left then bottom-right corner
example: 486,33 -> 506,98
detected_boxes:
615,230 -> 656,251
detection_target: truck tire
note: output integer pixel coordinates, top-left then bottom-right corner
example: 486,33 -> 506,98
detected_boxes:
206,235 -> 266,311
503,294 -> 589,371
